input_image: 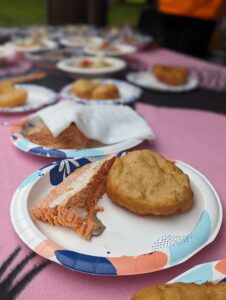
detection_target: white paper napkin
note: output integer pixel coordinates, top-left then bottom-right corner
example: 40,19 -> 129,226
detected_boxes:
30,100 -> 154,144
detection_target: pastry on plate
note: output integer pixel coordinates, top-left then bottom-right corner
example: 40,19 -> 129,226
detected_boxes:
77,59 -> 112,68
71,79 -> 100,98
26,123 -> 90,149
0,83 -> 27,107
71,79 -> 120,100
153,64 -> 188,86
32,156 -> 115,240
91,83 -> 120,100
106,150 -> 193,216
132,282 -> 226,300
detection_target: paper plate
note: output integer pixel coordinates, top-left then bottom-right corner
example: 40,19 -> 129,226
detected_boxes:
11,38 -> 57,53
60,79 -> 142,105
11,118 -> 145,158
169,259 -> 226,284
10,155 -> 222,275
127,71 -> 199,92
84,44 -> 137,57
57,57 -> 127,78
0,84 -> 58,113
60,36 -> 103,48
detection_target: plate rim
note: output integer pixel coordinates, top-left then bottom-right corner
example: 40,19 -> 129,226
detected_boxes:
10,156 -> 223,276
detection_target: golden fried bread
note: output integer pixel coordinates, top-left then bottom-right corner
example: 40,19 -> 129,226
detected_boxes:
132,282 -> 226,300
91,83 -> 120,100
106,150 -> 193,216
0,83 -> 27,107
71,79 -> 98,99
71,79 -> 120,100
26,123 -> 90,149
153,64 -> 188,86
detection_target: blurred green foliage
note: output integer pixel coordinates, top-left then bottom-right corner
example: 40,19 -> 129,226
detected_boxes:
0,0 -> 143,27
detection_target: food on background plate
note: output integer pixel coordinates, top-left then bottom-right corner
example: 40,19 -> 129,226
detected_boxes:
106,150 -> 193,216
71,79 -> 120,100
16,38 -> 47,49
96,40 -> 120,53
132,282 -> 226,300
153,64 -> 188,86
32,150 -> 194,240
32,156 -> 115,240
76,58 -> 112,69
26,123 -> 90,149
0,83 -> 27,107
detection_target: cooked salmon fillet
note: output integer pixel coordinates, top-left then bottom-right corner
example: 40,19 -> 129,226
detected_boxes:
32,156 -> 115,240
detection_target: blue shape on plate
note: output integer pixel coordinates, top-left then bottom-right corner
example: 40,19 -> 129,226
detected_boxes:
16,137 -> 31,151
49,157 -> 92,186
220,277 -> 226,283
28,147 -> 67,158
19,169 -> 43,189
174,263 -> 213,284
55,250 -> 117,275
169,210 -> 211,265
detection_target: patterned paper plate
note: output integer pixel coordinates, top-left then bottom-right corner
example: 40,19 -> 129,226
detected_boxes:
10,118 -> 145,158
10,155 -> 222,275
169,259 -> 226,284
127,71 -> 199,92
0,84 -> 58,113
60,79 -> 142,105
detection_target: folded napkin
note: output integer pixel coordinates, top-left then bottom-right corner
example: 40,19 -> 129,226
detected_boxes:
30,100 -> 154,144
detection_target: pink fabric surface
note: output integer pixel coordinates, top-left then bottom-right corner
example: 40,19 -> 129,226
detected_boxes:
129,47 -> 226,71
1,102 -> 226,299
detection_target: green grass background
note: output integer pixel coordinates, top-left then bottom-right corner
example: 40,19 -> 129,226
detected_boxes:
0,0 -> 144,27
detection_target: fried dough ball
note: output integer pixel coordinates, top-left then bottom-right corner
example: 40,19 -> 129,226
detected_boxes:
71,79 -> 99,99
26,124 -> 90,149
132,282 -> 226,300
0,83 -> 27,107
71,79 -> 120,100
106,150 -> 193,216
153,64 -> 188,86
91,83 -> 120,100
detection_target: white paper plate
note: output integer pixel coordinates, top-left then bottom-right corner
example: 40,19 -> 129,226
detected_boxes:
11,38 -> 57,53
127,71 -> 199,92
60,36 -> 103,48
60,78 -> 142,105
84,44 -> 137,57
57,56 -> 127,78
0,84 -> 58,113
10,156 -> 222,275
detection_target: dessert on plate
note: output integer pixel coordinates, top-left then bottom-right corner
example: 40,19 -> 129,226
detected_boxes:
106,150 -> 193,216
32,156 -> 115,240
76,58 -> 112,69
32,150 -> 194,240
152,64 -> 188,86
0,83 -> 27,107
26,123 -> 90,149
71,79 -> 120,100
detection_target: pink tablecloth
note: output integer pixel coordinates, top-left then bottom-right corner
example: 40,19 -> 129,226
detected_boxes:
1,102 -> 226,299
